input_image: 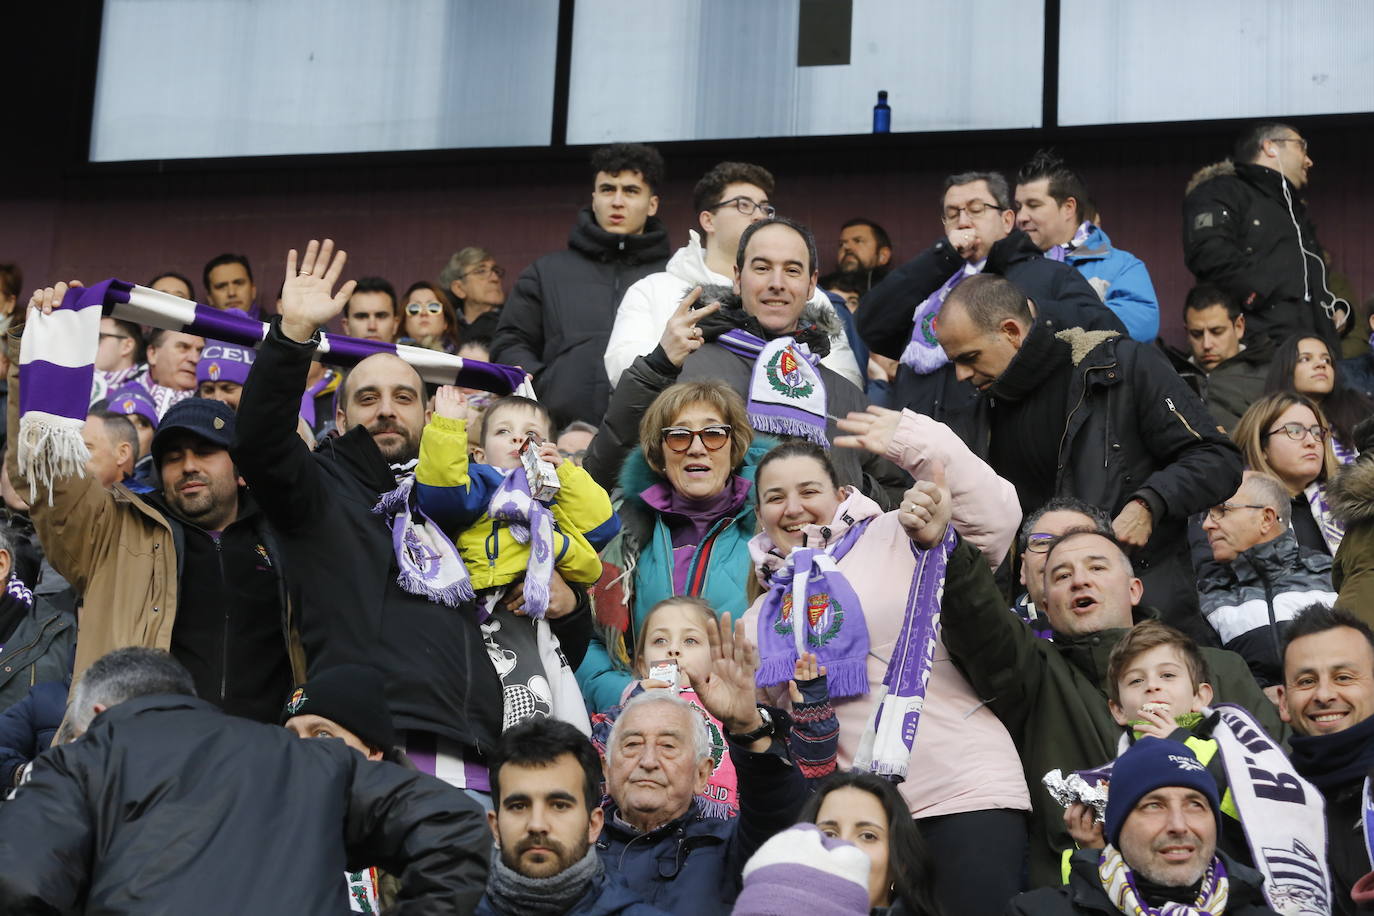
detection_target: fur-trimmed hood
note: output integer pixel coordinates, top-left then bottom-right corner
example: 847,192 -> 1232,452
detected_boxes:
1329,457 -> 1374,525
693,287 -> 842,339
1055,326 -> 1121,366
1186,159 -> 1235,195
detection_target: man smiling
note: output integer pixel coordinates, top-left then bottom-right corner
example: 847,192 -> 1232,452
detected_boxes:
1282,604 -> 1374,914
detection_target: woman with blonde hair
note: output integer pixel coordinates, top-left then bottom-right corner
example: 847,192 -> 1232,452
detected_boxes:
1233,390 -> 1344,555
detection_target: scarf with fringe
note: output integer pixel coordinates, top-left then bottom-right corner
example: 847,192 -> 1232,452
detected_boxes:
716,329 -> 828,446
372,463 -> 472,607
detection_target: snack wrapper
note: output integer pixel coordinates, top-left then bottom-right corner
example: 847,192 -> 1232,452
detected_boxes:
520,434 -> 561,501
1043,768 -> 1110,823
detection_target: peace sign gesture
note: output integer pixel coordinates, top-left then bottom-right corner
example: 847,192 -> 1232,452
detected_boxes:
659,286 -> 721,367
280,239 -> 357,343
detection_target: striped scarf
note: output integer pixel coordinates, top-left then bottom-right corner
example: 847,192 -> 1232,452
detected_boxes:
1304,481 -> 1345,555
1098,845 -> 1229,915
1043,220 -> 1096,263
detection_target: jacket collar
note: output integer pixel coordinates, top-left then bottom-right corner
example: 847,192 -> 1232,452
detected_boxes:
88,693 -> 214,730
568,207 -> 672,265
317,424 -> 400,494
748,486 -> 883,579
985,228 -> 1044,274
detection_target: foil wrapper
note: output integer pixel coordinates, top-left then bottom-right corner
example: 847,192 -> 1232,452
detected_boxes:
1042,769 -> 1109,822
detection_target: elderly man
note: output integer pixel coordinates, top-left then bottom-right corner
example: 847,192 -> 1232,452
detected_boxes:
7,299 -> 297,723
233,240 -> 590,796
939,524 -> 1279,887
1009,738 -> 1279,915
1013,496 -> 1114,629
0,647 -> 489,914
934,273 -> 1242,642
440,247 -> 506,341
134,329 -> 205,418
1199,473 -> 1337,688
479,718 -> 668,916
1282,604 -> 1374,915
857,169 -> 1124,442
597,614 -> 804,914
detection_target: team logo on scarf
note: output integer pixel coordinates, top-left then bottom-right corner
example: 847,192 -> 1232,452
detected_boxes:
775,591 -> 845,647
286,687 -> 306,715
918,312 -> 939,346
1262,840 -> 1328,915
766,346 -> 815,400
401,525 -> 443,578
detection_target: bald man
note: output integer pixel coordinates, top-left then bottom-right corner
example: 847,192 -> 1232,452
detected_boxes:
232,240 -> 587,801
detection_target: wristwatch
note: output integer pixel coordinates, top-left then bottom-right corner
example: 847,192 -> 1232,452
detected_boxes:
727,706 -> 775,743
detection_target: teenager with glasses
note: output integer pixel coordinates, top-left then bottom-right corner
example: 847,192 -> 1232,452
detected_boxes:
575,379 -> 772,714
1233,391 -> 1345,556
398,281 -> 459,354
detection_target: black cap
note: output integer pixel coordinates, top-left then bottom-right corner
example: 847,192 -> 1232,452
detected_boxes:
151,398 -> 236,467
280,665 -> 397,753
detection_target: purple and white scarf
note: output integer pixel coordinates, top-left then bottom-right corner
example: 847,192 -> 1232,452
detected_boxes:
373,471 -> 473,607
131,367 -> 194,419
487,465 -> 556,620
1043,220 -> 1096,264
899,260 -> 981,374
853,524 -> 956,781
716,329 -> 828,446
1305,481 -> 1345,555
5,574 -> 33,611
69,278 -> 530,394
16,282 -> 107,500
1098,845 -> 1229,915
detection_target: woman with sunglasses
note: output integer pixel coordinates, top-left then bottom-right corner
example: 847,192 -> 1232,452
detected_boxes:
397,281 -> 460,353
1233,391 -> 1345,555
1263,332 -> 1373,463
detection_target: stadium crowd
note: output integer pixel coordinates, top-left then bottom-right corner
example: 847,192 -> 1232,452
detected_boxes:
0,125 -> 1373,915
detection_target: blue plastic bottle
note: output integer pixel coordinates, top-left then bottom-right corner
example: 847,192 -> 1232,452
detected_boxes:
873,90 -> 891,133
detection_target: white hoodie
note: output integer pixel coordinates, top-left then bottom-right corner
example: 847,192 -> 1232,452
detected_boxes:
604,231 -> 864,389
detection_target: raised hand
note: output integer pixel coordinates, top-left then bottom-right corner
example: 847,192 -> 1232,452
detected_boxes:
279,239 -> 357,343
659,287 -> 721,367
833,405 -> 904,455
695,612 -> 765,738
27,281 -> 85,317
899,461 -> 951,549
787,651 -> 826,705
433,385 -> 468,420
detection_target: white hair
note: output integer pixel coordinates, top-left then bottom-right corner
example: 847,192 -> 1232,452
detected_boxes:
605,689 -> 712,765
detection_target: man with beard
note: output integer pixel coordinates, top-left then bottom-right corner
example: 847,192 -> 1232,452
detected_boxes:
478,718 -> 669,916
233,239 -> 590,799
3,302 -> 298,724
1008,739 -> 1280,915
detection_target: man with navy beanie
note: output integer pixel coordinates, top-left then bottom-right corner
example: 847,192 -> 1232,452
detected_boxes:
1009,739 -> 1280,914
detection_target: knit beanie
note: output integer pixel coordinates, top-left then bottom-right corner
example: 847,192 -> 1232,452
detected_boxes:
106,384 -> 159,429
196,341 -> 256,386
280,664 -> 396,753
732,823 -> 872,916
1104,737 -> 1221,848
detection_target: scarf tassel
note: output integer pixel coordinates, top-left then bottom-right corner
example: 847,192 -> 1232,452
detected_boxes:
747,411 -> 829,447
18,416 -> 89,506
396,567 -> 474,607
822,660 -> 872,700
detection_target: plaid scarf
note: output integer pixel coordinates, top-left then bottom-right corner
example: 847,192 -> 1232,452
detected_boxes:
899,260 -> 982,374
1098,845 -> 1229,915
1044,220 -> 1096,263
716,329 -> 828,446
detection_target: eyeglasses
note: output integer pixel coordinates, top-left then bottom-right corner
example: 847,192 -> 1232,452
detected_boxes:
942,200 -> 1006,224
1206,503 -> 1268,522
1270,137 -> 1309,154
1024,532 -> 1057,554
463,264 -> 506,280
406,301 -> 444,316
661,425 -> 731,453
711,196 -> 776,219
1263,422 -> 1328,442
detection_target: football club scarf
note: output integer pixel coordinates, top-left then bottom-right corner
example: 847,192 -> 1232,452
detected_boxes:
16,282 -> 107,500
753,518 -> 873,699
1305,482 -> 1345,555
716,329 -> 828,446
899,260 -> 981,374
487,465 -> 555,620
1098,845 -> 1229,915
1043,220 -> 1096,264
373,471 -> 473,607
853,524 -> 956,782
67,278 -> 529,394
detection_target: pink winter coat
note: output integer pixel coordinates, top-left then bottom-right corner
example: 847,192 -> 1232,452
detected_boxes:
742,409 -> 1030,819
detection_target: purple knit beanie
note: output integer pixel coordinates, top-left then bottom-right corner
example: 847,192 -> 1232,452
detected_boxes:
732,823 -> 872,916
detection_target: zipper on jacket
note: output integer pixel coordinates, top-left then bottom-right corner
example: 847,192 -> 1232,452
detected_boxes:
686,515 -> 735,597
1165,397 -> 1203,441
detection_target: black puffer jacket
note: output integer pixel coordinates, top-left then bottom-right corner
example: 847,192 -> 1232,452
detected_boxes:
1183,160 -> 1336,341
492,208 -> 670,428
857,228 -> 1126,442
233,321 -> 505,756
0,695 -> 490,914
1008,848 -> 1278,915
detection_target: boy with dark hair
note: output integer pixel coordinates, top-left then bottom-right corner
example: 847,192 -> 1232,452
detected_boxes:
493,143 -> 671,427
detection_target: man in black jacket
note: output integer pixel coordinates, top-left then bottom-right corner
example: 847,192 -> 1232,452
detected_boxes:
1183,122 -> 1344,342
935,273 -> 1243,640
1161,284 -> 1273,433
0,647 -> 490,915
857,170 -> 1125,444
493,143 -> 671,428
233,240 -> 590,794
